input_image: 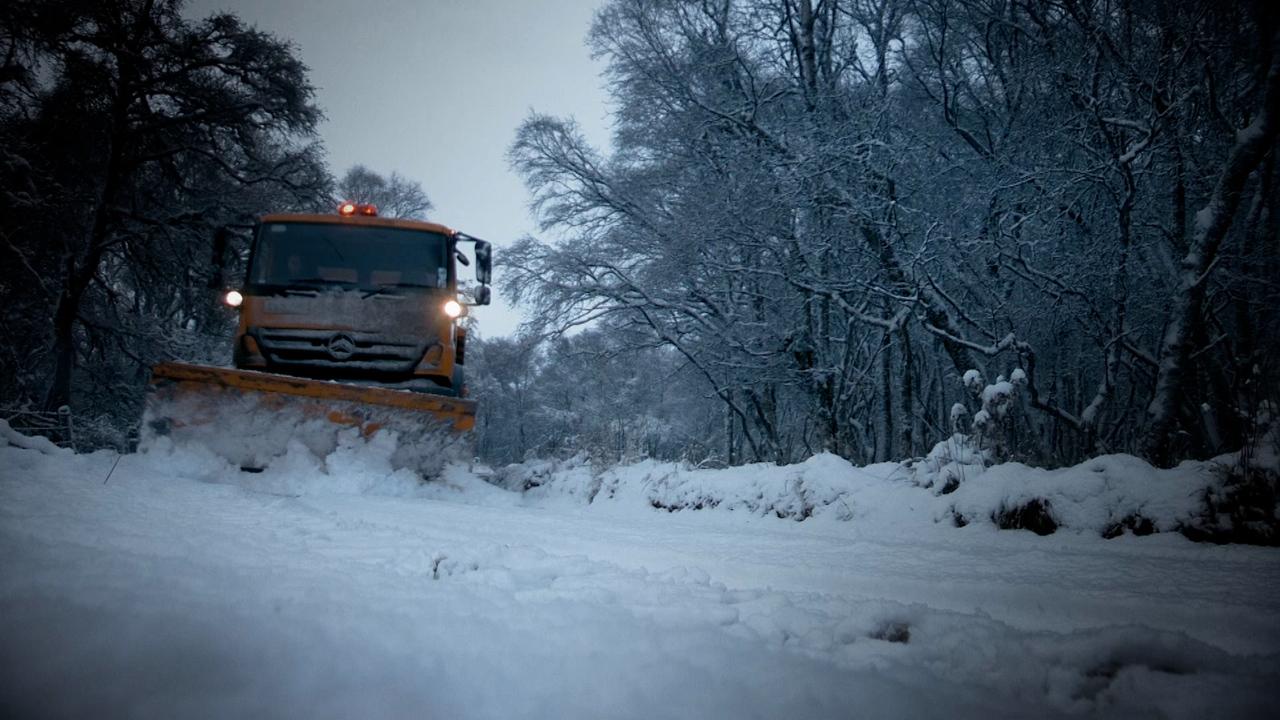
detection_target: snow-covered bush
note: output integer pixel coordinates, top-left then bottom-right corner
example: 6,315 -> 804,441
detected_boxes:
1183,423 -> 1280,545
492,453 -> 602,501
958,368 -> 1031,464
910,433 -> 987,495
909,369 -> 1033,497
943,454 -> 1228,538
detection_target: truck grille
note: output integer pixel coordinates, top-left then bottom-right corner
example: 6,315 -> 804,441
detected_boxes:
253,328 -> 427,373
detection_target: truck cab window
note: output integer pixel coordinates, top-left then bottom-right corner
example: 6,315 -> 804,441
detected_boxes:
248,223 -> 448,290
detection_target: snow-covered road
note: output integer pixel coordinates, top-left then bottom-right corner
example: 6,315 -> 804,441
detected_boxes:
2,440 -> 1277,719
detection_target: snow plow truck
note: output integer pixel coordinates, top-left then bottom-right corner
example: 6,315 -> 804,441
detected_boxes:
141,202 -> 492,477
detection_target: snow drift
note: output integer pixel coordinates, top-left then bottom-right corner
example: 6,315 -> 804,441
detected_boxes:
494,435 -> 1276,543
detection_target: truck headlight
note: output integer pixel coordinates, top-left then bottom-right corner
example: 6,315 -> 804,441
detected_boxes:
443,300 -> 463,318
223,290 -> 244,308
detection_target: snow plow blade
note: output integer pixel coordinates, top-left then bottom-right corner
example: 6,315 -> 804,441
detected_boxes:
141,362 -> 475,477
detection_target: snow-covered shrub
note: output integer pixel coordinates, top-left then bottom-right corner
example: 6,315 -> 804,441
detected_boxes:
644,457 -> 831,520
989,497 -> 1058,536
911,433 -> 987,495
491,453 -> 601,500
1181,424 -> 1280,545
916,369 -> 1033,495
943,454 -> 1224,538
962,369 -> 984,394
949,403 -> 970,434
959,368 -> 1031,464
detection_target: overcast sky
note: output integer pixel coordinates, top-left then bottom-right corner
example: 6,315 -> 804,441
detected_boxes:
186,0 -> 613,337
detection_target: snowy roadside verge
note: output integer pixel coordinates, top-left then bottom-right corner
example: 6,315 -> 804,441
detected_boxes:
495,439 -> 1278,543
3,418 -> 1273,543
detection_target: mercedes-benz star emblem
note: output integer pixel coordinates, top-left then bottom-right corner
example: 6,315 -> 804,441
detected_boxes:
326,333 -> 356,360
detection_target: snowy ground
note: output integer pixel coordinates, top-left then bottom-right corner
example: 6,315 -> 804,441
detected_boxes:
2,430 -> 1278,719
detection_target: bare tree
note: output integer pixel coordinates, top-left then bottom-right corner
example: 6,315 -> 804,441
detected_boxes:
336,165 -> 433,219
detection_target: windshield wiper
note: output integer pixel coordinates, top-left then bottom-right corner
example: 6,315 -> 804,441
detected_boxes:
286,276 -> 357,287
283,277 -> 359,293
256,278 -> 358,296
360,282 -> 439,299
361,286 -> 403,299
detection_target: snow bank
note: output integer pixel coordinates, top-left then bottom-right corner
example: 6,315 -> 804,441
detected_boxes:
128,411 -> 1271,541
945,454 -> 1219,536
637,454 -> 909,522
493,442 -> 1250,541
7,414 -> 1263,544
0,418 -> 67,455
497,453 -> 917,522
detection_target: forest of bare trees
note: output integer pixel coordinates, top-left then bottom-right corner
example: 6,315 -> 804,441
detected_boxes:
494,0 -> 1279,469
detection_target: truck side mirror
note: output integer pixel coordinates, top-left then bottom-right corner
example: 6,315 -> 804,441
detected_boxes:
475,285 -> 491,306
209,226 -> 230,289
475,240 -> 492,285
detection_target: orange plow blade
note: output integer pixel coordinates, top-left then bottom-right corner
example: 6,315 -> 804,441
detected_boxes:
141,362 -> 475,477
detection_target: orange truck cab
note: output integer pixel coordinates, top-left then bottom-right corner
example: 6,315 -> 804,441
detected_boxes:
216,204 -> 492,398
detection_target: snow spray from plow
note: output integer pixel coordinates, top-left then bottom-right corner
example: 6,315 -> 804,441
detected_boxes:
141,362 -> 475,478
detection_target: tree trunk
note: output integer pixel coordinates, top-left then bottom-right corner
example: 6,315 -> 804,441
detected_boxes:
43,49 -> 134,411
900,322 -> 917,456
725,389 -> 736,465
875,328 -> 893,462
1143,31 -> 1280,465
44,161 -> 122,411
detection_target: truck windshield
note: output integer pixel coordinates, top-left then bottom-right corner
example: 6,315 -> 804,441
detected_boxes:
248,222 -> 448,290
